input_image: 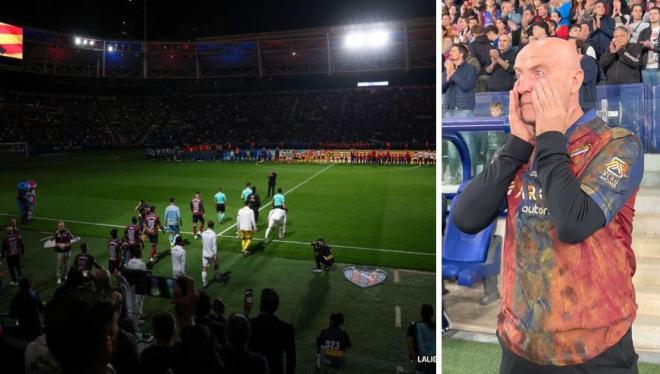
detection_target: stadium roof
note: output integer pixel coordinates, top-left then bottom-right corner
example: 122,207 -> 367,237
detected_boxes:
3,0 -> 435,40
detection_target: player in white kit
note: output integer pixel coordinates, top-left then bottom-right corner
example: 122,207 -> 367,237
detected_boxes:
201,220 -> 219,288
265,207 -> 287,242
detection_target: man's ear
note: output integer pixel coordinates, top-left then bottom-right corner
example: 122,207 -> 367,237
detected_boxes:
571,69 -> 584,95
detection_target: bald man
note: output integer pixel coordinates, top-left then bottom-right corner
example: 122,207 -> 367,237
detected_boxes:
454,38 -> 643,372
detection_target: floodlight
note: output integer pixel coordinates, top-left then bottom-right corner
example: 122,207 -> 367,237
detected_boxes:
367,30 -> 389,47
74,37 -> 82,45
107,45 -> 114,52
89,40 -> 95,46
83,39 -> 89,45
345,32 -> 366,49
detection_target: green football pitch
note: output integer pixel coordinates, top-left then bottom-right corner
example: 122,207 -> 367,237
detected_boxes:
0,150 -> 436,373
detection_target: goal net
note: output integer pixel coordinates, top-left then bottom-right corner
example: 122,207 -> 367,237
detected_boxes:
0,142 -> 29,161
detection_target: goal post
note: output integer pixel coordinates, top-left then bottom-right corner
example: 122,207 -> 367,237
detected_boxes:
0,142 -> 29,160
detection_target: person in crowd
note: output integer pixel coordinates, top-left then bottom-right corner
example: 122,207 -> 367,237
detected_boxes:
442,44 -> 478,117
639,7 -> 660,84
589,1 -> 616,58
212,298 -> 227,324
248,288 -> 296,374
576,39 -> 600,111
140,312 -> 180,374
485,33 -> 518,92
73,243 -> 103,278
407,304 -> 436,374
599,26 -> 644,83
627,4 -> 649,42
569,23 -> 600,58
222,314 -> 269,374
9,277 -> 44,341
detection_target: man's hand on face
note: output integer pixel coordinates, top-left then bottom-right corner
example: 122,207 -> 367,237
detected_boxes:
532,78 -> 571,135
509,80 -> 535,144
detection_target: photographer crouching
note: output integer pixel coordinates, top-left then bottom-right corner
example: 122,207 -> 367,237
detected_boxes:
311,239 -> 334,273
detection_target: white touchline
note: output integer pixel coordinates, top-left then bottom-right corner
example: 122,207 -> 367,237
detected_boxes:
395,305 -> 401,328
217,235 -> 434,256
217,163 -> 335,237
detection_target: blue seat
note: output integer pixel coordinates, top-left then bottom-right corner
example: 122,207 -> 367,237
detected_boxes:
442,183 -> 502,305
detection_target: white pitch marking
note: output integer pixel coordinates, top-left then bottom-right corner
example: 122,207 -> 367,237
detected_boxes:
395,305 -> 402,328
216,163 -> 335,237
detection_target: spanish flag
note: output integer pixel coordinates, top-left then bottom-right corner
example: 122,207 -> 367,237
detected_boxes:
0,22 -> 23,60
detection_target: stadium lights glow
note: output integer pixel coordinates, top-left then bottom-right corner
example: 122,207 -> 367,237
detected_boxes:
74,37 -> 82,45
357,81 -> 389,87
89,40 -> 95,46
107,45 -> 114,52
344,29 -> 390,49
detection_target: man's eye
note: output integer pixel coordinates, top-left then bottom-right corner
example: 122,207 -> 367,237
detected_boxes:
534,70 -> 545,78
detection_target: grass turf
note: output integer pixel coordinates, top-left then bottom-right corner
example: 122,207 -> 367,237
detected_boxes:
0,150 -> 435,271
443,336 -> 660,374
0,150 -> 436,372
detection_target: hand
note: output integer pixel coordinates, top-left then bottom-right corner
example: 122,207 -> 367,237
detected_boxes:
532,78 -> 571,135
444,59 -> 455,72
508,81 -> 535,143
172,275 -> 199,327
609,41 -> 618,53
489,49 -> 499,59
642,40 -> 652,49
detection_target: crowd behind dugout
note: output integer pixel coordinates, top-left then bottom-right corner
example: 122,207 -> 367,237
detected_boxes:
147,146 -> 436,165
441,0 -> 660,115
0,85 -> 435,153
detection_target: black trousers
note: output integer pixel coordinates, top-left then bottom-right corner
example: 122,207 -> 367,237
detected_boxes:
499,329 -> 638,374
7,255 -> 22,282
267,183 -> 275,197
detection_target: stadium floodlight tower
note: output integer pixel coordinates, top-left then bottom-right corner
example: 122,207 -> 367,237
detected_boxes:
344,28 -> 390,49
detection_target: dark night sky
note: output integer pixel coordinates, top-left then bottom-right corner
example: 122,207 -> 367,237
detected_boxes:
2,0 -> 435,40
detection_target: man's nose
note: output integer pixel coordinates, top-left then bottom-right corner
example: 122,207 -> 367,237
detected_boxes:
517,75 -> 534,94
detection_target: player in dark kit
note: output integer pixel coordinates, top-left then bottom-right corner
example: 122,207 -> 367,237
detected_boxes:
191,192 -> 205,239
248,186 -> 261,223
107,229 -> 122,273
73,243 -> 102,277
2,225 -> 25,286
267,169 -> 277,197
144,206 -> 165,263
124,217 -> 142,268
135,200 -> 149,232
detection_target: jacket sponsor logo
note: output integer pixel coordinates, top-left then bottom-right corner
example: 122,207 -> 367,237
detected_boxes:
600,157 -> 628,188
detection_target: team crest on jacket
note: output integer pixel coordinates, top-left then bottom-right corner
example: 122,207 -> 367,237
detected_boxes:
600,157 -> 628,188
343,266 -> 387,288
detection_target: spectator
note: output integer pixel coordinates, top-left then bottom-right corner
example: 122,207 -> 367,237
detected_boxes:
195,291 -> 226,347
316,313 -> 351,373
530,21 -> 551,41
611,0 -> 631,27
45,287 -> 118,374
24,333 -> 62,374
485,25 -> 500,47
534,3 -> 553,22
501,0 -> 522,26
639,7 -> 660,84
140,312 -> 180,374
570,23 -> 599,58
211,298 -> 227,324
9,277 -> 44,341
223,314 -> 269,374
485,33 -> 518,92
551,0 -> 573,37
627,4 -> 649,42
407,304 -> 436,374
571,0 -> 587,24
125,247 -> 147,319
547,19 -> 559,36
576,39 -> 600,110
469,25 -> 497,74
589,1 -> 616,59
442,44 -> 478,117
599,26 -> 643,83
481,0 -> 502,26
513,9 -> 535,46
248,289 -> 296,374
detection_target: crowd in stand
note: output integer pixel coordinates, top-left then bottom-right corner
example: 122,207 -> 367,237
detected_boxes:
442,0 -> 660,115
0,85 -> 435,153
